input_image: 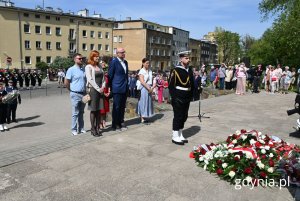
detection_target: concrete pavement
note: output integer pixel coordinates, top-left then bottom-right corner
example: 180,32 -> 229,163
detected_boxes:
0,89 -> 299,201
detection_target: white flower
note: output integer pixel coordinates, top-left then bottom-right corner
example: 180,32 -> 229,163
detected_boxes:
258,140 -> 265,144
261,135 -> 266,139
236,130 -> 241,135
204,164 -> 207,170
261,149 -> 266,154
245,152 -> 253,159
267,167 -> 274,173
199,156 -> 204,161
269,153 -> 274,158
241,135 -> 247,141
258,132 -> 262,136
234,155 -> 240,159
222,144 -> 228,148
222,163 -> 228,169
252,132 -> 257,136
250,139 -> 256,145
204,160 -> 209,165
229,171 -> 235,178
264,146 -> 270,150
257,161 -> 265,169
245,176 -> 252,183
232,139 -> 237,144
228,149 -> 234,154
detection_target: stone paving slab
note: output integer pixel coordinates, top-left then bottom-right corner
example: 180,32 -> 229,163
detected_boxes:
0,91 -> 300,200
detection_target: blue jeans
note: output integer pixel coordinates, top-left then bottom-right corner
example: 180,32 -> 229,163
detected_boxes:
70,92 -> 85,132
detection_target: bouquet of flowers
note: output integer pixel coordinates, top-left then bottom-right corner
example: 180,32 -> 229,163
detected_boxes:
2,90 -> 19,104
190,129 -> 300,187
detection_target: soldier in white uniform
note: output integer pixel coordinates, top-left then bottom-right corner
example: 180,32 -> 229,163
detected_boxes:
168,51 -> 194,145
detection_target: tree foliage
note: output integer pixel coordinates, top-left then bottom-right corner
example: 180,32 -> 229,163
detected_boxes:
249,0 -> 300,66
50,56 -> 74,70
35,61 -> 48,72
215,27 -> 241,64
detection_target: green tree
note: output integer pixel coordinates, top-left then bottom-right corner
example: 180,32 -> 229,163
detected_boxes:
50,56 -> 74,70
36,61 -> 48,72
215,27 -> 241,64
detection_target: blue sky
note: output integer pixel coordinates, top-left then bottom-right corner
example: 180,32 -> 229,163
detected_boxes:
13,0 -> 273,39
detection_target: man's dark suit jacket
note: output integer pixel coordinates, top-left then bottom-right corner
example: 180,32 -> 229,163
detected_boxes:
108,57 -> 128,94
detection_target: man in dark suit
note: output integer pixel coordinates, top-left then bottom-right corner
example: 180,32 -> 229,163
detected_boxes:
109,48 -> 129,131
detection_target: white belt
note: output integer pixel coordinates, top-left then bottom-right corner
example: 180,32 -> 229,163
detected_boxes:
176,86 -> 191,91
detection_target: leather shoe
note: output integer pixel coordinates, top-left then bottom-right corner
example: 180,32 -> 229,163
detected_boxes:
172,140 -> 184,145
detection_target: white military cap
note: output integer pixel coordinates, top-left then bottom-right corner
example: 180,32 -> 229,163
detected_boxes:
178,50 -> 191,57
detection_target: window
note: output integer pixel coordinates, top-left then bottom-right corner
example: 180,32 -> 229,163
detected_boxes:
46,56 -> 52,64
105,45 -> 109,51
56,42 -> 61,50
35,25 -> 41,34
105,24 -> 108,27
35,14 -> 40,18
24,24 -> 30,33
91,22 -> 94,25
36,56 -> 41,63
157,49 -> 160,56
105,32 -> 109,39
56,27 -> 61,36
113,48 -> 117,54
56,17 -> 60,21
98,23 -> 102,26
82,30 -> 87,37
46,15 -> 50,20
25,40 -> 30,49
69,29 -> 75,39
23,13 -> 29,17
118,36 -> 123,43
69,43 -> 75,51
46,42 -> 51,50
98,44 -> 102,51
82,43 -> 87,51
113,36 -> 118,43
25,56 -> 31,64
98,31 -> 102,38
162,50 -> 166,56
70,19 -> 74,23
46,26 -> 51,35
90,31 -> 95,38
90,44 -> 95,50
36,41 -> 41,49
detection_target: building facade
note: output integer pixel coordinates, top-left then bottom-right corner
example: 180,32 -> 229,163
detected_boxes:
113,20 -> 172,71
167,27 -> 189,67
189,38 -> 201,68
0,4 -> 113,69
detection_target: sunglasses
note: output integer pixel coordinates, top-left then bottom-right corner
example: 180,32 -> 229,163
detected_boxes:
76,57 -> 83,60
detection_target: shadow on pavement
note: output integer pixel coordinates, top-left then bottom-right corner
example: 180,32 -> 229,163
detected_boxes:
9,122 -> 45,129
183,126 -> 201,138
288,186 -> 299,201
17,115 -> 40,122
289,130 -> 300,138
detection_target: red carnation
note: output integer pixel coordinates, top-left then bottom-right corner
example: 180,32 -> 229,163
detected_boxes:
226,137 -> 231,143
200,149 -> 206,155
255,141 -> 262,148
241,129 -> 247,134
217,160 -> 222,165
234,156 -> 240,161
216,168 -> 223,175
269,159 -> 275,167
189,152 -> 195,158
232,134 -> 238,139
250,162 -> 256,168
244,167 -> 252,174
260,172 -> 267,178
261,154 -> 267,159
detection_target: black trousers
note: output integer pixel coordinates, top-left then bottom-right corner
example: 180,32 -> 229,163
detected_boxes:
172,97 -> 190,131
7,104 -> 17,122
0,104 -> 7,124
19,80 -> 24,87
25,79 -> 30,87
253,76 -> 260,92
38,79 -> 42,86
112,93 -> 127,128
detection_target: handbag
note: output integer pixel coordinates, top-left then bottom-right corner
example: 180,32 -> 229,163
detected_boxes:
82,86 -> 91,104
271,77 -> 277,81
